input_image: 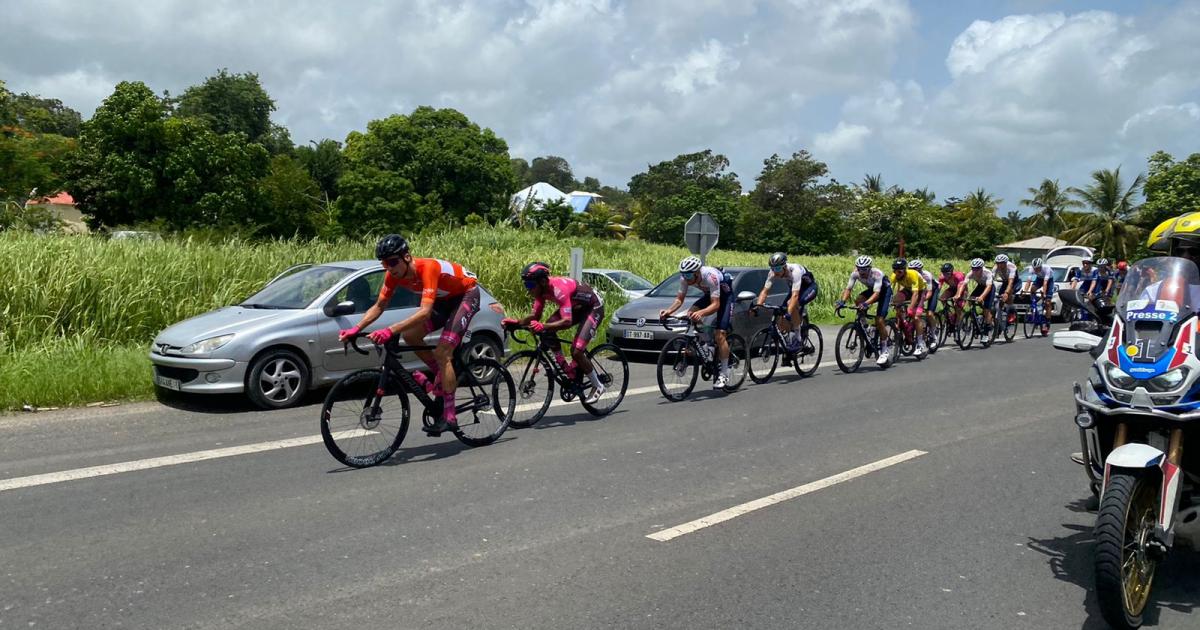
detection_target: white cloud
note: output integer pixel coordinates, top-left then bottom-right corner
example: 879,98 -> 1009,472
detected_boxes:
946,13 -> 1064,78
813,122 -> 871,156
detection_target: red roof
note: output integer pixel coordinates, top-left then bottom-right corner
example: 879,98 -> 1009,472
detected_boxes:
33,192 -> 75,205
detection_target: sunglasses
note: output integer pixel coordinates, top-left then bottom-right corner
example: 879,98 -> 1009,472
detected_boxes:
680,271 -> 697,280
523,279 -> 537,290
381,256 -> 403,268
770,264 -> 785,272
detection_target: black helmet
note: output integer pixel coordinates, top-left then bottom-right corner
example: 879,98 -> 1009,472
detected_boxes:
521,261 -> 551,282
940,262 -> 954,273
892,258 -> 907,271
375,234 -> 409,260
768,252 -> 787,267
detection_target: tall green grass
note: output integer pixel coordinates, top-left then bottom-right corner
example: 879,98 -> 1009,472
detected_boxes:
0,227 -> 967,410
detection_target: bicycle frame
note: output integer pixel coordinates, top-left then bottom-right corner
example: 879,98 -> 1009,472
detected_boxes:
661,317 -> 722,373
508,327 -> 595,393
346,335 -> 487,421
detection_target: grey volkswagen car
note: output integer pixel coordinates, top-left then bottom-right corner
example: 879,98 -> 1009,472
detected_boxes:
149,261 -> 508,409
606,267 -> 792,356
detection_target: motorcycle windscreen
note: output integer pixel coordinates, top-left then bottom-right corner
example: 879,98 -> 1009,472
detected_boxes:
1117,256 -> 1200,358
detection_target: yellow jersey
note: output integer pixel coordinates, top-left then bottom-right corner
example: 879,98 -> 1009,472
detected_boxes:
892,269 -> 927,294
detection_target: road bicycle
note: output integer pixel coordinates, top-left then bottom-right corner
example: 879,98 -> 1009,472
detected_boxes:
1020,290 -> 1051,338
888,299 -> 927,359
656,317 -> 747,401
502,325 -> 629,428
834,305 -> 897,373
993,287 -> 1018,343
319,333 -> 516,468
936,297 -> 962,348
746,303 -> 823,383
956,298 -> 994,350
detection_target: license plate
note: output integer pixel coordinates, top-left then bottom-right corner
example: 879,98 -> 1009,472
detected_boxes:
624,330 -> 654,340
154,374 -> 182,391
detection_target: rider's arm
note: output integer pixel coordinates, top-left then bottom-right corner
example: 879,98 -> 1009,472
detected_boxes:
542,285 -> 574,333
787,289 -> 800,311
351,292 -> 390,332
391,262 -> 441,333
756,283 -> 770,306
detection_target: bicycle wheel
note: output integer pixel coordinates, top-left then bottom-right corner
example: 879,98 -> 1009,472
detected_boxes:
1022,310 -> 1035,338
321,369 -> 410,468
794,324 -> 823,377
893,319 -> 915,356
580,343 -> 629,417
925,320 -> 939,355
835,322 -> 865,373
938,311 -> 951,347
748,327 -> 780,384
981,316 -> 995,348
657,336 -> 698,401
1003,310 -> 1018,342
724,334 -> 748,391
453,357 -> 514,447
504,351 -> 554,428
884,322 -> 900,367
958,315 -> 975,350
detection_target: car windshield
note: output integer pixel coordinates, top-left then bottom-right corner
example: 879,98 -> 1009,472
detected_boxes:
606,271 -> 654,291
242,265 -> 356,309
646,274 -> 704,298
1116,256 -> 1200,316
1051,267 -> 1071,282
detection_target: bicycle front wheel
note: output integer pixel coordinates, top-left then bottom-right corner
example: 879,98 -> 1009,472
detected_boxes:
454,357 -> 514,447
957,314 -> 975,350
580,343 -> 629,417
835,322 -> 865,373
724,334 -> 748,391
748,327 -> 779,384
657,336 -> 698,401
1022,310 -> 1035,338
504,351 -> 554,428
321,369 -> 410,468
794,324 -> 822,377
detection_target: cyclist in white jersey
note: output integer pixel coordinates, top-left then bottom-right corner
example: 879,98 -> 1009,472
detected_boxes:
837,255 -> 893,366
956,258 -> 996,330
756,252 -> 818,352
660,256 -> 734,389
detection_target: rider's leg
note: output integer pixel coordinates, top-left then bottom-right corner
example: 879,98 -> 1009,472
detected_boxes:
432,288 -> 481,427
404,326 -> 439,392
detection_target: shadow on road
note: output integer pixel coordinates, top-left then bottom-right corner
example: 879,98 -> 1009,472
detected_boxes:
154,387 -> 326,415
1027,501 -> 1200,629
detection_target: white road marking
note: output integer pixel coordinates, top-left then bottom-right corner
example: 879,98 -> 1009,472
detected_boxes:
646,449 -> 928,542
0,430 -> 373,493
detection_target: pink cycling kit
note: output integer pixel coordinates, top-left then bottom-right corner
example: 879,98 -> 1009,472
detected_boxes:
532,276 -> 605,351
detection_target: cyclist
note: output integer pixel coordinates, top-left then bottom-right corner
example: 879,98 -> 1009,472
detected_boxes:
837,255 -> 893,366
755,252 -> 818,353
339,234 -> 480,434
910,259 -> 939,344
503,262 -> 606,404
939,263 -> 966,322
993,254 -> 1020,325
1072,257 -> 1100,320
660,256 -> 734,389
1096,258 -> 1116,298
889,258 -> 928,357
1114,260 -> 1129,295
1020,257 -> 1055,335
956,258 -> 996,332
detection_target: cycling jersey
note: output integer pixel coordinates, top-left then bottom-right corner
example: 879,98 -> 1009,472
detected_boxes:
764,263 -> 810,294
846,268 -> 889,293
918,270 -> 939,311
1097,271 -> 1115,295
679,265 -> 724,301
1076,267 -> 1100,293
380,258 -> 478,307
533,276 -> 604,352
993,262 -> 1019,288
1024,266 -> 1054,292
939,271 -> 966,292
686,267 -> 734,331
891,269 -> 927,295
966,268 -> 994,287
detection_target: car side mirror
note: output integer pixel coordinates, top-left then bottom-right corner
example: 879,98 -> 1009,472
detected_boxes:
735,290 -> 757,302
1052,330 -> 1102,353
325,301 -> 356,317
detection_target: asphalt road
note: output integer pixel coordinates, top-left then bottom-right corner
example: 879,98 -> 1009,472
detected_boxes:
2,327 -> 1198,629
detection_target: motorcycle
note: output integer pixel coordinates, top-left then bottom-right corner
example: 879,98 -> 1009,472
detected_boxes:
1053,256 -> 1200,629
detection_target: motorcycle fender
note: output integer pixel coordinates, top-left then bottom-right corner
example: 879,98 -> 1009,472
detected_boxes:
1105,443 -> 1166,469
1103,443 -> 1183,543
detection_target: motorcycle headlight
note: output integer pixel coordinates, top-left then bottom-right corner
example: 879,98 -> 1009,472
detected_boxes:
1105,363 -> 1136,389
1150,367 -> 1189,392
181,334 -> 235,355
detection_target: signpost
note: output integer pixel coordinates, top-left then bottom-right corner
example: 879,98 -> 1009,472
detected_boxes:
684,213 -> 720,263
569,247 -> 583,281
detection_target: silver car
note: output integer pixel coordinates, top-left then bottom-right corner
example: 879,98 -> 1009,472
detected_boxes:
582,268 -> 654,300
149,261 -> 509,409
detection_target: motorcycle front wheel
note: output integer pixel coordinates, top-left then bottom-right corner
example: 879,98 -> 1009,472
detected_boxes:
1094,472 -> 1160,630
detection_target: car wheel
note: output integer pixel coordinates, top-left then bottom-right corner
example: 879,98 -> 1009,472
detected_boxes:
461,334 -> 503,382
247,348 -> 310,409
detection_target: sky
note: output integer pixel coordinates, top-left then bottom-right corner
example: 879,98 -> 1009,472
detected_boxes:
3,0 -> 1198,213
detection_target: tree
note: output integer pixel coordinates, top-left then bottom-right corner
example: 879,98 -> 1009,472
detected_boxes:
0,127 -> 75,207
295,139 -> 344,201
528,155 -> 574,191
156,116 -> 269,229
580,176 -> 602,193
569,201 -> 629,240
334,164 -> 422,235
1065,167 -> 1146,261
337,106 -> 517,226
738,151 -> 847,254
1020,178 -> 1080,234
510,157 -> 530,186
1003,210 -> 1033,239
10,93 -> 82,137
527,197 -> 573,231
957,188 -> 1003,216
257,154 -> 322,237
628,149 -> 741,247
174,69 -> 277,147
1139,151 -> 1200,230
850,192 -> 955,258
861,173 -> 886,194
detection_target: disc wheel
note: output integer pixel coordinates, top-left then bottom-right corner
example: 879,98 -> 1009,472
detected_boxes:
320,369 -> 409,468
748,327 -> 780,384
1094,472 -> 1160,630
835,322 -> 865,374
657,336 -> 698,401
580,343 -> 629,417
504,351 -> 553,428
794,324 -> 823,377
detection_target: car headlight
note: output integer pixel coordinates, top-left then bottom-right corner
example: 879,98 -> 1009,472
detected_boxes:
1105,363 -> 1136,389
1150,367 -> 1188,392
610,314 -> 620,325
181,334 -> 235,355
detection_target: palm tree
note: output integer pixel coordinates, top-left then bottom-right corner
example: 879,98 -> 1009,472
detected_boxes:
955,188 -> 1002,216
861,173 -> 885,194
1004,210 -> 1032,239
1063,167 -> 1146,261
1020,179 -> 1080,235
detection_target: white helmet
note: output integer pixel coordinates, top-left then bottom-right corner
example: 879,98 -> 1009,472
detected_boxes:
855,255 -> 873,268
909,259 -> 924,270
1097,257 -> 1110,266
679,256 -> 702,273
970,258 -> 985,269
994,254 -> 1009,263
1032,257 -> 1043,267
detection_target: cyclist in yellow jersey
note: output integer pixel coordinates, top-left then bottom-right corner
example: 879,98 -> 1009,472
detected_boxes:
889,258 -> 928,357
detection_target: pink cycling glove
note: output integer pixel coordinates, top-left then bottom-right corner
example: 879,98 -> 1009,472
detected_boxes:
368,328 -> 393,344
529,320 -> 545,333
338,326 -> 361,341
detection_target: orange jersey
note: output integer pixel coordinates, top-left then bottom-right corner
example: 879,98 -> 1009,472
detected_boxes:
380,258 -> 477,307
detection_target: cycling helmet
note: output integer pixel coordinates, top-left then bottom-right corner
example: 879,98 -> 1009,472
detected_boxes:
1031,258 -> 1043,267
1147,212 -> 1200,252
679,256 -> 702,274
994,254 -> 1009,263
970,258 -> 985,269
1081,256 -> 1093,264
375,234 -> 410,259
521,261 -> 551,283
909,259 -> 924,270
940,262 -> 954,273
891,258 -> 907,271
1097,257 -> 1110,266
768,252 -> 787,268
1117,260 -> 1128,271
855,255 -> 873,268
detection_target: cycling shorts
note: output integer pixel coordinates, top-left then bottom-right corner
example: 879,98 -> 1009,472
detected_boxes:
858,286 -> 892,319
970,283 -> 994,311
425,286 -> 481,348
546,291 -> 605,352
692,271 -> 734,331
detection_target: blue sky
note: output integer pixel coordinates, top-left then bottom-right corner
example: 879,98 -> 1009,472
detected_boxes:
2,0 -> 1197,215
